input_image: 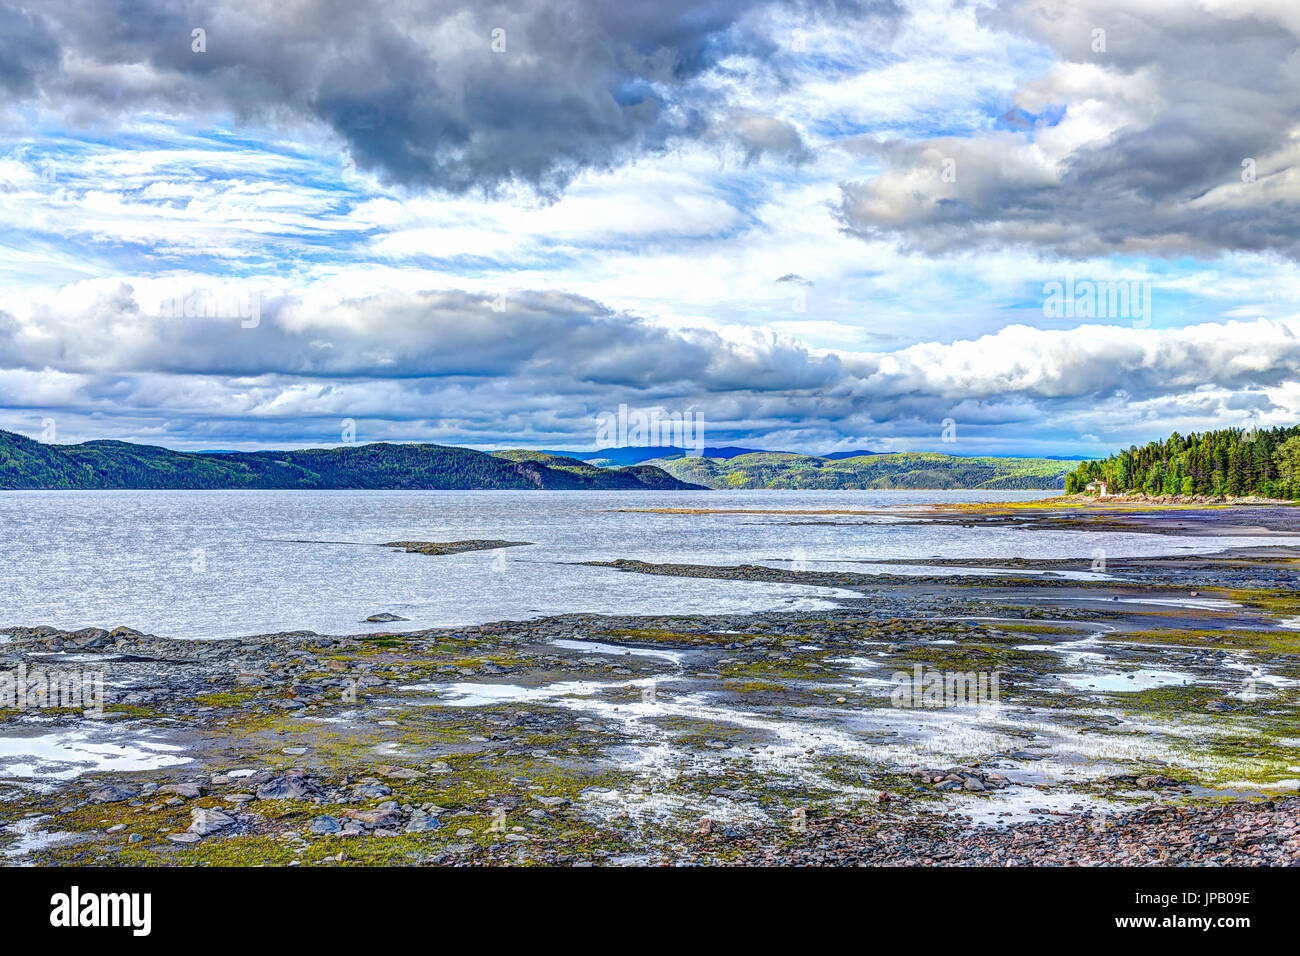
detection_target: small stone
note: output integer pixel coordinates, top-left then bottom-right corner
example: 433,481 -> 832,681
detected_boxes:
167,832 -> 201,844
309,815 -> 342,835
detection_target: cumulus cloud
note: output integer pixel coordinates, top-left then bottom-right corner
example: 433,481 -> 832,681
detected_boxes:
3,281 -> 1297,452
723,111 -> 811,164
1,1 -> 1293,455
838,0 -> 1300,260
0,0 -> 894,195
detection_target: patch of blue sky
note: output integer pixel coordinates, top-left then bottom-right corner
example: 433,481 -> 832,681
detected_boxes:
0,232 -> 124,288
991,255 -> 1235,332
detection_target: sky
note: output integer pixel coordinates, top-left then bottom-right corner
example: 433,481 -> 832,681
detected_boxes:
2,0 -> 1300,457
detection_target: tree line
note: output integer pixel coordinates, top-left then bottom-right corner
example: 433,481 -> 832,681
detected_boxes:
1065,424 -> 1300,498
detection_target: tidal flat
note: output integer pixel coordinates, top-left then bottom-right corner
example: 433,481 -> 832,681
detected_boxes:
2,503 -> 1298,866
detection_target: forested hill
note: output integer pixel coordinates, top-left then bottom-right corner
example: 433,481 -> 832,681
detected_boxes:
1064,425 -> 1300,498
0,430 -> 705,491
644,451 -> 1072,490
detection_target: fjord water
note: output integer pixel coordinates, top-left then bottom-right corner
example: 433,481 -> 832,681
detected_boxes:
0,489 -> 1287,639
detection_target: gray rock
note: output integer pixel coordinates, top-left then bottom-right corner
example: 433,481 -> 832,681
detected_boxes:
87,786 -> 136,804
158,783 -> 204,799
256,775 -> 320,800
189,807 -> 236,835
405,815 -> 443,833
309,815 -> 342,834
344,808 -> 401,828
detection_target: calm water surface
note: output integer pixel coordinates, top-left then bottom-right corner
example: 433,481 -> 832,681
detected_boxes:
0,490 -> 1289,638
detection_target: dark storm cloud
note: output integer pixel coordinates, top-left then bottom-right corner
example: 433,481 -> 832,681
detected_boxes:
837,0 -> 1300,260
0,3 -> 58,95
1,0 -> 895,194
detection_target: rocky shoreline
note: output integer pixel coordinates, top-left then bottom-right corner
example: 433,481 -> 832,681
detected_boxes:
2,504 -> 1298,866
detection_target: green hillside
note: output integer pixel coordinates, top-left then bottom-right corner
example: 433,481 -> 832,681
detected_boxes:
489,449 -> 709,489
0,430 -> 703,491
644,451 -> 1071,490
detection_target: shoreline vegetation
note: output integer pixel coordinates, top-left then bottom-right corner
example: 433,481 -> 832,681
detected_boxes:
1066,423 -> 1300,499
1,501 -> 1298,866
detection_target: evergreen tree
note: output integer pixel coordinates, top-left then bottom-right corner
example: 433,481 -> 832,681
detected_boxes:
1068,424 -> 1300,499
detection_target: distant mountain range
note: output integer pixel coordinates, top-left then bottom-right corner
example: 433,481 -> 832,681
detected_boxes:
819,449 -> 882,460
0,431 -> 1075,491
542,445 -> 1082,466
641,451 -> 1072,490
0,431 -> 704,491
539,445 -> 791,466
